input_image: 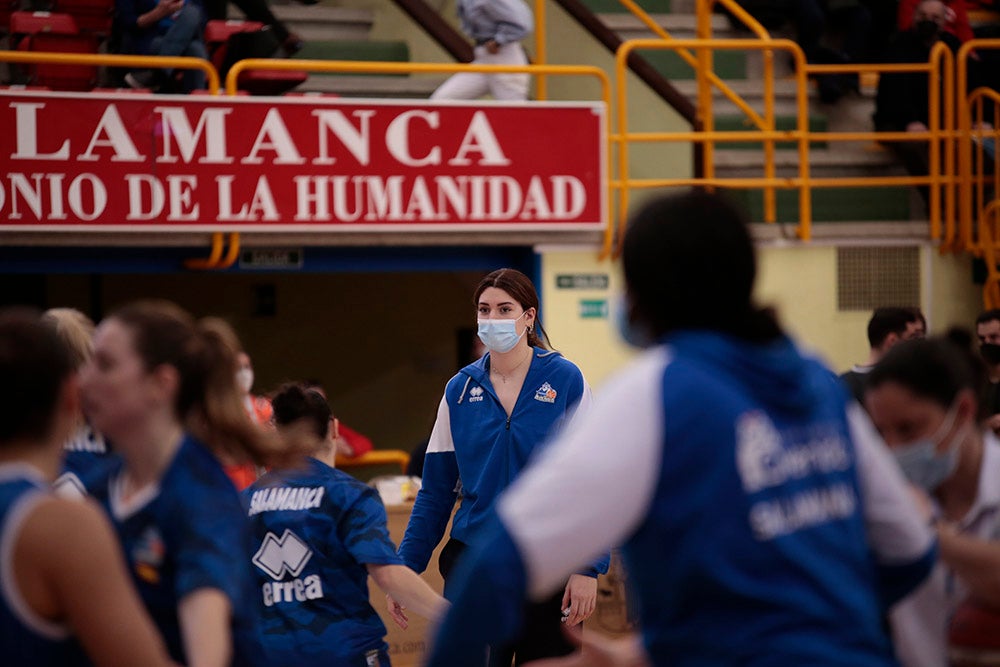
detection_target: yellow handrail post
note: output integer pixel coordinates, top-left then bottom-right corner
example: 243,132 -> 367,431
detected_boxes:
956,40 -> 975,252
928,41 -> 943,245
696,0 -> 714,190
792,45 -> 811,239
534,0 -> 547,100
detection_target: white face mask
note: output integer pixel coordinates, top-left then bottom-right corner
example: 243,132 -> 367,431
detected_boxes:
892,403 -> 967,491
478,312 -> 528,353
236,368 -> 254,394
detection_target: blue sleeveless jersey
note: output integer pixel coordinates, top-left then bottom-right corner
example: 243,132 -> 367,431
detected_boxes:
242,457 -> 404,666
0,464 -> 91,667
85,435 -> 262,667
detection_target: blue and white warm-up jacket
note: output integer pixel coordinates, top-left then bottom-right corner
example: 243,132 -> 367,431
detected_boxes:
398,347 -> 609,579
427,331 -> 938,667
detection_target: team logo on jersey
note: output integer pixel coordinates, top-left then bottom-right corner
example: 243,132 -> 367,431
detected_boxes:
469,386 -> 484,403
133,526 -> 166,585
253,529 -> 313,579
253,529 -> 324,606
533,382 -> 557,403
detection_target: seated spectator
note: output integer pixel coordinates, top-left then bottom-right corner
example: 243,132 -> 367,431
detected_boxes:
975,309 -> 1000,432
874,0 -> 961,209
116,0 -> 208,92
733,0 -> 872,103
899,0 -> 974,41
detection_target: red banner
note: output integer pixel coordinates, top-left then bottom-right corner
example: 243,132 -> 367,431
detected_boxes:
0,91 -> 606,232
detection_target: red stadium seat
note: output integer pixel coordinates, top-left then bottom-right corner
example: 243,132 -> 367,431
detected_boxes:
205,19 -> 307,96
52,0 -> 113,37
9,12 -> 99,91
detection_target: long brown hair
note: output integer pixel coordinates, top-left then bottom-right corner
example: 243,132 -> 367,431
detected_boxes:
110,300 -> 279,466
473,268 -> 552,350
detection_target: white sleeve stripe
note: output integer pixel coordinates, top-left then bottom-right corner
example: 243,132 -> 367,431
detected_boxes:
426,395 -> 455,454
847,403 -> 935,563
0,491 -> 72,640
498,348 -> 669,598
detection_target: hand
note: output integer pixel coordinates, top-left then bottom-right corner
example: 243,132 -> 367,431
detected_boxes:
907,484 -> 935,524
156,0 -> 183,18
486,39 -> 500,54
561,574 -> 597,628
523,625 -> 649,667
987,413 -> 1000,434
906,121 -> 929,133
386,593 -> 409,629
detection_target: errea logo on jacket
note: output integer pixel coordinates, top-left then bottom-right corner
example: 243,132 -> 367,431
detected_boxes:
469,386 -> 484,402
534,382 -> 557,403
253,529 -> 325,606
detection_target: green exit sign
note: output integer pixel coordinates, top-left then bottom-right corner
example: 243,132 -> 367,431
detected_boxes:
579,299 -> 609,319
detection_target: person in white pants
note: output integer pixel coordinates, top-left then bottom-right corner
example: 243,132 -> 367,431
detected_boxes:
432,0 -> 533,101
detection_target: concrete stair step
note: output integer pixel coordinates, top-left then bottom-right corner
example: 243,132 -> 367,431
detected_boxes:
227,4 -> 374,42
729,185 -> 914,223
713,144 -> 900,176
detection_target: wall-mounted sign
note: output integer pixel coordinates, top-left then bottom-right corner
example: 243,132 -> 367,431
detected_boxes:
0,91 -> 606,232
557,273 -> 609,290
579,299 -> 609,319
239,249 -> 303,269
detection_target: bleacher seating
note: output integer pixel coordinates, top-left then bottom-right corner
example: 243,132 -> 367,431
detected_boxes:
205,19 -> 306,95
9,11 -> 99,90
51,0 -> 112,38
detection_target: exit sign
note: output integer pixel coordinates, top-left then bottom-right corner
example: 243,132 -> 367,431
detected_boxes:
579,299 -> 609,319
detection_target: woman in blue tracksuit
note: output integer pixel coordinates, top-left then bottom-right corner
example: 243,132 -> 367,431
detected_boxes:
394,268 -> 608,667
425,191 -> 938,667
79,300 -> 272,667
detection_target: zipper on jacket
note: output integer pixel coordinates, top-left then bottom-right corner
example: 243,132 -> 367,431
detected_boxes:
506,415 -> 511,431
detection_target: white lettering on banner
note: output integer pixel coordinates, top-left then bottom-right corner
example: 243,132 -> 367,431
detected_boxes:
216,175 -> 279,221
2,172 -> 106,220
448,111 -> 510,166
11,103 -> 70,160
313,109 -> 374,166
1,94 -> 604,228
289,174 -> 586,223
156,106 -> 233,165
78,105 -> 143,162
242,108 -> 306,165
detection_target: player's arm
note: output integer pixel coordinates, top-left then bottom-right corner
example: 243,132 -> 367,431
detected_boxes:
936,524 -> 1000,605
847,403 -> 937,606
19,496 -> 179,667
178,588 -> 232,667
368,563 -> 448,624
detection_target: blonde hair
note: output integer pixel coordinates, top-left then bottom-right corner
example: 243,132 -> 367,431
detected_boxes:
42,308 -> 95,370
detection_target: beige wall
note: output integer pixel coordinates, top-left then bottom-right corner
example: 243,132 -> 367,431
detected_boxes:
755,243 -> 982,373
537,241 -> 984,393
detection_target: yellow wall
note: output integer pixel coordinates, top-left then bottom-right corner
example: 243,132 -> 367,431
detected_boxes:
538,241 -> 984,391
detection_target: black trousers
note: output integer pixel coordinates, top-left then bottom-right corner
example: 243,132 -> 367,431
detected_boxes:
439,539 -> 576,667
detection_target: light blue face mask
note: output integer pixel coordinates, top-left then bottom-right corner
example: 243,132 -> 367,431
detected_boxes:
892,404 -> 966,491
478,312 -> 527,353
613,295 -> 653,348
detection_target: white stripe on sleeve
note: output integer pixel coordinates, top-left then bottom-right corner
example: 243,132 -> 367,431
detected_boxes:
426,394 -> 455,454
498,348 -> 669,598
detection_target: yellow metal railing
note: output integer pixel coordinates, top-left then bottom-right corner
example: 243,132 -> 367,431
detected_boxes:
612,34 -> 956,246
226,58 -> 616,256
0,51 -> 219,92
